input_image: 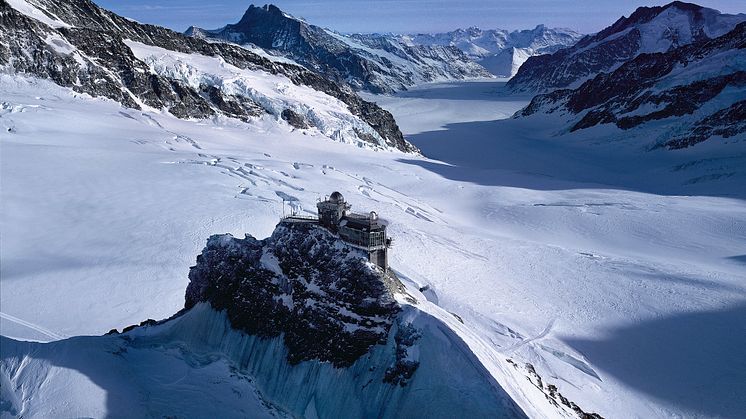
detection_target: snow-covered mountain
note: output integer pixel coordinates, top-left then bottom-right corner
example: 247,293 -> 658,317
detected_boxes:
2,220 -> 597,418
402,26 -> 583,77
185,4 -> 493,94
3,1 -> 746,418
509,1 -> 746,92
0,0 -> 417,152
517,20 -> 746,149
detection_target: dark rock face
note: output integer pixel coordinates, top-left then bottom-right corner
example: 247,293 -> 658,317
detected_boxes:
518,22 -> 746,149
186,4 -> 491,94
281,108 -> 310,129
0,0 -> 417,153
508,1 -> 746,93
383,322 -> 421,386
665,99 -> 746,149
185,222 -> 401,367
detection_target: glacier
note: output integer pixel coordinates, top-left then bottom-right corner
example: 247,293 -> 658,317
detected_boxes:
2,1 -> 746,418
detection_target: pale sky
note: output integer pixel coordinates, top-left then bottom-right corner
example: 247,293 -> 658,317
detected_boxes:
92,1 -> 746,34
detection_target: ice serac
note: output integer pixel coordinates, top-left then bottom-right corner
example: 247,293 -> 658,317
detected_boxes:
517,20 -> 746,149
0,222 -> 527,418
508,1 -> 746,92
403,25 -> 583,78
0,0 -> 417,153
185,4 -> 493,94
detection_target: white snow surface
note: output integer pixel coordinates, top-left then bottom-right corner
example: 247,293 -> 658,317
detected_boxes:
2,75 -> 746,419
5,0 -> 70,28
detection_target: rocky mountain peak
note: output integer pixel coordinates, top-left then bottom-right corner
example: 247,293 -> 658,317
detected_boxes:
517,21 -> 746,149
185,221 -> 406,367
508,1 -> 746,92
185,4 -> 492,93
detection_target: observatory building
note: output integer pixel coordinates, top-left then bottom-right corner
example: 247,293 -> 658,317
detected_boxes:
282,191 -> 391,271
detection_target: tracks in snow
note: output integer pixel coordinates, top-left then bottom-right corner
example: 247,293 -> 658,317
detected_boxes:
0,312 -> 67,341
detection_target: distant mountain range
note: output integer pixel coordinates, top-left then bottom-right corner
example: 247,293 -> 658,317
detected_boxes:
186,5 -> 493,94
516,1 -> 746,150
185,5 -> 582,92
1,0 -> 417,152
401,25 -> 583,77
509,1 -> 746,92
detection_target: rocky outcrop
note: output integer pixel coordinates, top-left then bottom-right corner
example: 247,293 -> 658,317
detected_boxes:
0,0 -> 417,152
185,222 -> 403,367
508,1 -> 746,92
517,21 -> 746,149
186,4 -> 492,94
0,217 -> 532,417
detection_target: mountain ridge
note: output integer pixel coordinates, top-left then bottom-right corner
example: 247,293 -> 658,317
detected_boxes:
185,4 -> 494,94
517,20 -> 746,149
508,1 -> 746,92
402,25 -> 584,77
0,220 -> 533,418
0,0 -> 418,152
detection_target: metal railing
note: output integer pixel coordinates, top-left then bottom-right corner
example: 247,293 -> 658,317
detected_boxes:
280,215 -> 319,223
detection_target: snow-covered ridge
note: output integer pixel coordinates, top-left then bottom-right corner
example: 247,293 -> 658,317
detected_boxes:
185,4 -> 494,94
125,40 -> 390,150
509,1 -> 746,92
401,25 -> 584,78
0,301 -> 533,418
517,20 -> 746,150
0,0 -> 417,152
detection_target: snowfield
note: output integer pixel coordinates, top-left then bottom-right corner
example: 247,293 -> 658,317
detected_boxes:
2,75 -> 746,418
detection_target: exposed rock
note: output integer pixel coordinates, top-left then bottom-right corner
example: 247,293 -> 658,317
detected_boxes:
509,360 -> 604,419
281,108 -> 310,129
665,99 -> 746,149
0,0 -> 418,152
517,21 -> 746,149
383,321 -> 421,386
185,222 -> 402,367
186,4 -> 492,94
509,2 -> 746,92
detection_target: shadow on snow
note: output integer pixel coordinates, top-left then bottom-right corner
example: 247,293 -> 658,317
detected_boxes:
397,118 -> 746,200
563,302 -> 746,418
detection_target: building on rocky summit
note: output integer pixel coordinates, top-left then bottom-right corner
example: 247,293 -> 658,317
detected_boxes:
282,191 -> 391,271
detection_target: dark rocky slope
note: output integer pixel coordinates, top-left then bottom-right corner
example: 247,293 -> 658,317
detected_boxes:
508,1 -> 746,93
0,0 -> 417,152
517,21 -> 746,149
185,222 -> 404,367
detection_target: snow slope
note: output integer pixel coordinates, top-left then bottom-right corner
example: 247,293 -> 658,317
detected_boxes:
0,0 -> 415,152
1,299 -> 532,418
2,72 -> 745,419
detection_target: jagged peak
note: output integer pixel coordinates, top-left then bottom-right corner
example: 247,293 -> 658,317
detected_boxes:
238,3 -> 296,23
593,1 -> 737,42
